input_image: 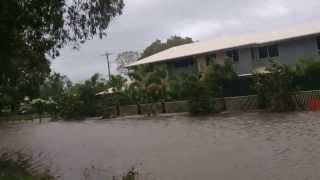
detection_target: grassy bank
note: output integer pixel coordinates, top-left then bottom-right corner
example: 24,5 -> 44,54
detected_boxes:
0,150 -> 140,180
0,151 -> 54,180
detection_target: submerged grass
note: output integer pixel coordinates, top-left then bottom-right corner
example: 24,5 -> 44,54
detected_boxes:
0,150 -> 147,180
0,150 -> 55,180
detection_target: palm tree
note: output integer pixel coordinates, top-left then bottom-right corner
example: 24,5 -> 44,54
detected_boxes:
106,75 -> 128,116
153,65 -> 170,113
128,66 -> 163,115
108,75 -> 127,93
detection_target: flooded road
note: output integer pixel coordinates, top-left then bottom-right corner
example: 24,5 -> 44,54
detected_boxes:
1,111 -> 320,180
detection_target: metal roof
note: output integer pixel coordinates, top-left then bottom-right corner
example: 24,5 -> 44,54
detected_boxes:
127,23 -> 320,67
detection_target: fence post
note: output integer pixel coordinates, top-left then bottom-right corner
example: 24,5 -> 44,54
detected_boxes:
161,101 -> 166,114
116,103 -> 120,116
137,104 -> 141,115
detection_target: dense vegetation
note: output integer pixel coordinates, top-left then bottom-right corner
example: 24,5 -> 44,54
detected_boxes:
1,16 -> 320,119
254,61 -> 297,112
2,57 -> 320,120
0,0 -> 124,117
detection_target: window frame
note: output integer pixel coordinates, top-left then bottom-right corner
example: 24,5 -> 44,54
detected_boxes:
268,45 -> 279,58
173,58 -> 194,68
258,44 -> 279,59
226,50 -> 239,63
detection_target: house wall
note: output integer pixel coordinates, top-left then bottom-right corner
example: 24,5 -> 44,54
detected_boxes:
198,36 -> 319,75
152,36 -> 319,75
252,37 -> 319,70
278,37 -> 318,64
234,48 -> 254,74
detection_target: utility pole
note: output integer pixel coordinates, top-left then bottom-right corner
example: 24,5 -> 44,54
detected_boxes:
101,52 -> 113,80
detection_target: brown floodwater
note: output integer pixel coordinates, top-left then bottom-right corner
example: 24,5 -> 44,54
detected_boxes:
1,111 -> 320,180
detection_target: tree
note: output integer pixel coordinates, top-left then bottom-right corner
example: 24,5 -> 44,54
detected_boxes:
40,72 -> 72,100
167,72 -> 200,100
1,0 -> 125,58
58,73 -> 108,119
128,66 -> 163,115
30,98 -> 47,122
0,53 -> 51,112
0,0 -> 124,112
254,60 -> 296,112
76,74 -> 107,117
115,51 -> 140,75
188,80 -> 214,116
202,60 -> 237,97
140,36 -> 193,59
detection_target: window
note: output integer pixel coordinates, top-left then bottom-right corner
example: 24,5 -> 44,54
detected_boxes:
258,47 -> 268,59
258,45 -> 279,59
268,45 -> 279,57
173,58 -> 194,68
206,54 -> 216,66
226,50 -> 239,62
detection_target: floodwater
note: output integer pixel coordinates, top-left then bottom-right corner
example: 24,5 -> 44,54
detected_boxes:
1,111 -> 320,180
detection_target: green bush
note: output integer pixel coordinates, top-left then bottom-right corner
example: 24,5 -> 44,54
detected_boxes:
59,94 -> 85,120
202,60 -> 237,98
254,61 -> 296,112
30,98 -> 48,122
294,57 -> 320,90
167,72 -> 200,100
188,80 -> 215,116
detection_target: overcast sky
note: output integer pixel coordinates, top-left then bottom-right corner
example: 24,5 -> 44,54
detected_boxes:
51,0 -> 320,82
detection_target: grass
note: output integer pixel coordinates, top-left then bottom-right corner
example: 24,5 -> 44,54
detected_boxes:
0,149 -> 145,180
0,150 -> 54,180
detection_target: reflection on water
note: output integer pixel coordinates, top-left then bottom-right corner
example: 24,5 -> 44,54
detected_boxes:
1,111 -> 320,180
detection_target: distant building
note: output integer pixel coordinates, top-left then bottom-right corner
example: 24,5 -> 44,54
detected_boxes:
127,24 -> 320,75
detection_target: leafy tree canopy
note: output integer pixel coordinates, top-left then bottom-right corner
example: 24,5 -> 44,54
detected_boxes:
0,0 -> 124,112
115,51 -> 140,75
140,36 -> 193,59
40,72 -> 72,100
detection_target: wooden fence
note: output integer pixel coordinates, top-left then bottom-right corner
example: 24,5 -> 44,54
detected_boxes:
109,90 -> 320,117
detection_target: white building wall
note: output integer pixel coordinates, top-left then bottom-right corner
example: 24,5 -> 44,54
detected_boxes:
177,36 -> 320,75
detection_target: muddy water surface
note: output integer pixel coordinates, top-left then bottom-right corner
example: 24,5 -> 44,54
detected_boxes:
1,112 -> 320,180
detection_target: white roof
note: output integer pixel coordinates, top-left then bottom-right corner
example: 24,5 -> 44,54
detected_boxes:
127,23 -> 320,67
96,88 -> 115,96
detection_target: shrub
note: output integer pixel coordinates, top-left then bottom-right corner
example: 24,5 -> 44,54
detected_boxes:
254,61 -> 296,112
294,57 -> 320,90
167,72 -> 200,100
30,98 -> 48,122
188,80 -> 215,116
59,94 -> 85,120
202,60 -> 237,97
